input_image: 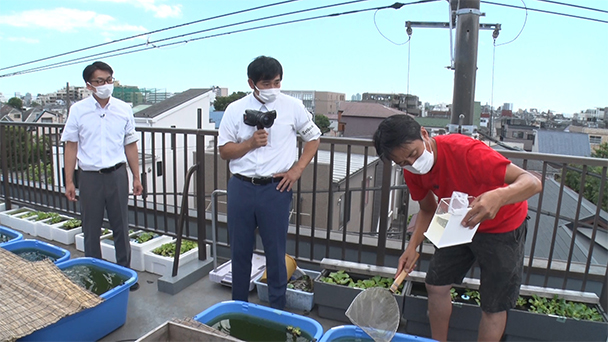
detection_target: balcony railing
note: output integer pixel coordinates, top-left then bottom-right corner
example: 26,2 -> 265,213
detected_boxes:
1,122 -> 606,310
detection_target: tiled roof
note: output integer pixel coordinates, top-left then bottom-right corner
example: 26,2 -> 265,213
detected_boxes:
535,130 -> 591,157
134,88 -> 211,118
339,102 -> 407,118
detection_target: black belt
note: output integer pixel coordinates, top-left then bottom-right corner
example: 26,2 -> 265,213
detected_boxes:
93,162 -> 125,174
233,173 -> 283,186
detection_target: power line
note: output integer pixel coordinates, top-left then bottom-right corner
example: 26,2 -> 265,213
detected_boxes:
481,1 -> 608,24
1,0 -> 375,78
1,1 -> 436,78
0,0 -> 302,71
533,0 -> 608,14
495,0 -> 528,46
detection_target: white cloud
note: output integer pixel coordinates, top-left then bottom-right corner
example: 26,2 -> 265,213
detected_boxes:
0,8 -> 114,32
7,37 -> 40,44
94,0 -> 182,18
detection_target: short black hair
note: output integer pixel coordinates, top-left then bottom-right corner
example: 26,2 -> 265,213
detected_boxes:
82,61 -> 113,83
373,114 -> 422,159
247,56 -> 283,85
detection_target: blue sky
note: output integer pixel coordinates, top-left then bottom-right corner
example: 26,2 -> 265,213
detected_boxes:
0,0 -> 606,115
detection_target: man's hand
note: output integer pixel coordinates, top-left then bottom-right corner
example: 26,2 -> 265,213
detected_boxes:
461,190 -> 503,228
249,129 -> 268,148
274,165 -> 303,192
395,247 -> 419,279
65,182 -> 77,202
133,179 -> 143,196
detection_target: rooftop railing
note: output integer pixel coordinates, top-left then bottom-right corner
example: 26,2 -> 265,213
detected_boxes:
1,121 -> 606,310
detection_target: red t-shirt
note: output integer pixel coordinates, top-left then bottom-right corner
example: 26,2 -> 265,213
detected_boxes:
403,134 -> 527,234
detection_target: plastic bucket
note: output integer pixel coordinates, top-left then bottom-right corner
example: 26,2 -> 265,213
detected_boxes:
260,254 -> 296,282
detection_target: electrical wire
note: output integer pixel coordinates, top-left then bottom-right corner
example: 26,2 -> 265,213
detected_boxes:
495,0 -> 528,46
533,0 -> 608,14
481,1 -> 608,24
0,0 -> 301,71
2,1 -> 429,78
1,0 -> 375,78
373,0 -> 426,46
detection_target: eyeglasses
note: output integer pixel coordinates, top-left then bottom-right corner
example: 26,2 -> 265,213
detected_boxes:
89,77 -> 115,86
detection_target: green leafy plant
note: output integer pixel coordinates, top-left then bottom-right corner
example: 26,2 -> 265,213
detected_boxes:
516,296 -> 527,309
527,294 -> 604,322
152,240 -> 197,258
20,211 -> 38,219
464,289 -> 481,306
134,232 -> 157,244
32,211 -> 59,221
319,270 -> 403,294
286,325 -> 301,341
62,219 -> 82,230
450,288 -> 458,301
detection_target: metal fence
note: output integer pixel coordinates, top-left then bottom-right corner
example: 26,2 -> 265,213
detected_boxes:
1,122 -> 606,309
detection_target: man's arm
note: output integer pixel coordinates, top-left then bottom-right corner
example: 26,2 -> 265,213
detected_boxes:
125,142 -> 143,196
275,138 -> 320,192
219,129 -> 268,160
462,163 -> 542,227
64,141 -> 78,201
396,190 -> 437,277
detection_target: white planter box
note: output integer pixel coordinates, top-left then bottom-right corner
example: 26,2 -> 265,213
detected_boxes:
100,231 -> 173,271
143,241 -> 210,277
0,207 -> 34,233
75,229 -> 112,252
35,215 -> 73,242
51,219 -> 81,245
255,269 -> 320,312
129,232 -> 174,272
0,202 -> 5,212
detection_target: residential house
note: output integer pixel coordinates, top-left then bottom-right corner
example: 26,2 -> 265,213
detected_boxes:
361,92 -> 421,116
0,104 -> 23,122
132,88 -> 216,208
500,118 -> 537,151
567,125 -> 608,153
338,102 -> 408,137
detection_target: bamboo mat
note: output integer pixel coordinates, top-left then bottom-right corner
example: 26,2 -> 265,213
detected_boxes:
0,248 -> 103,342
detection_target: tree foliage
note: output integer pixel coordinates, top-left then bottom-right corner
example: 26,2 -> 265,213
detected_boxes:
1,126 -> 53,182
213,91 -> 248,111
563,142 -> 608,212
314,114 -> 331,134
8,97 -> 23,109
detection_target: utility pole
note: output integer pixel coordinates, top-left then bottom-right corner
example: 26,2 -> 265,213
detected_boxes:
449,0 -> 481,134
405,0 -> 498,134
66,82 -> 71,118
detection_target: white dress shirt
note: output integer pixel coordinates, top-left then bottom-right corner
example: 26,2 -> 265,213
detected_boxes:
61,96 -> 138,171
218,93 -> 321,177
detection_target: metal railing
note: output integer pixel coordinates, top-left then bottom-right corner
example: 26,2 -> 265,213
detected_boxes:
1,122 -> 606,309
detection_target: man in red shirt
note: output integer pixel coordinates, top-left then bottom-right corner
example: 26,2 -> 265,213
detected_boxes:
373,115 -> 542,342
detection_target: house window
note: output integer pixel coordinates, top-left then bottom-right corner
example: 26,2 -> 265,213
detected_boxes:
338,192 -> 351,229
527,134 -> 535,140
590,135 -> 602,144
41,118 -> 53,123
14,114 -> 21,119
512,131 -> 524,139
156,161 -> 163,177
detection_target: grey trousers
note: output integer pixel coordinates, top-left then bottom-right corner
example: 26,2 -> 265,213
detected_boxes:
79,164 -> 131,268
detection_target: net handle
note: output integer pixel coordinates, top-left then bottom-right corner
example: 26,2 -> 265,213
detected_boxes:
390,253 -> 419,293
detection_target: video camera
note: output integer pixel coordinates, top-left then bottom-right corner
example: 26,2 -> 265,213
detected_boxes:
243,109 -> 277,130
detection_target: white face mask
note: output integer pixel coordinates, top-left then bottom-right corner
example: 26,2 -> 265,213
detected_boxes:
89,83 -> 114,99
255,86 -> 280,103
403,138 -> 435,175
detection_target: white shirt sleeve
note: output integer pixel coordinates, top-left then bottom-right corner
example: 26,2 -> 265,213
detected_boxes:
218,104 -> 238,147
124,108 -> 138,145
61,105 -> 79,142
294,102 -> 321,142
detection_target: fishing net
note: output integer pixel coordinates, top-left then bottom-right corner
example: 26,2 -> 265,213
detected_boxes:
345,287 -> 400,342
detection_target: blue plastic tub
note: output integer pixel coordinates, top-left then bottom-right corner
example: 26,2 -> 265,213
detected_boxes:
319,325 -> 437,342
194,300 -> 324,341
19,257 -> 137,341
2,239 -> 70,264
0,225 -> 23,246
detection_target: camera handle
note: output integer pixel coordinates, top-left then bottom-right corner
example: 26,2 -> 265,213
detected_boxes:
257,124 -> 264,130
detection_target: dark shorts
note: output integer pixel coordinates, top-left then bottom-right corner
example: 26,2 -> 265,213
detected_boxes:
425,219 -> 527,313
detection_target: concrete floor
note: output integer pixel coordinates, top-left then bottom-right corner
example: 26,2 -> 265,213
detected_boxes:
16,232 -> 345,341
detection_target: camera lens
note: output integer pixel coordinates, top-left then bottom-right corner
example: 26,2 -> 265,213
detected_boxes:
261,114 -> 272,127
